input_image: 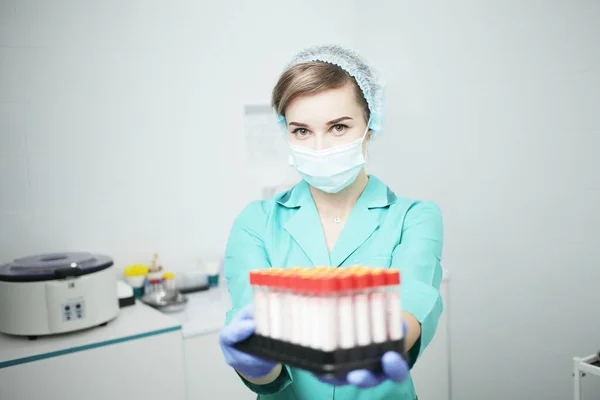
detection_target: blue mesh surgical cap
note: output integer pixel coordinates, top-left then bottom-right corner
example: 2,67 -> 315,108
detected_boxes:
275,44 -> 386,136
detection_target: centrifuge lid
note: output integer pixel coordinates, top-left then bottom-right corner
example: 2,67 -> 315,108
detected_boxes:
0,252 -> 114,282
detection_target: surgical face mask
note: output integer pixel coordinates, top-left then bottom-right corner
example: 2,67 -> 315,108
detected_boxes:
288,123 -> 370,194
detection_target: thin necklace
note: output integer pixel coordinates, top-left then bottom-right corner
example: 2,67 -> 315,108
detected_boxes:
333,217 -> 341,224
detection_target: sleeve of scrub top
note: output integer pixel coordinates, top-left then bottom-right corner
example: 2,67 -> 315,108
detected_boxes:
391,200 -> 444,368
223,200 -> 294,395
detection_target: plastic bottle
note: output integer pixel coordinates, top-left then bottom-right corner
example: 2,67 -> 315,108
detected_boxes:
163,272 -> 176,291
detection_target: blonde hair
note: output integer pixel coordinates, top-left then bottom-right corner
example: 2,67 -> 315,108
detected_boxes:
271,62 -> 370,123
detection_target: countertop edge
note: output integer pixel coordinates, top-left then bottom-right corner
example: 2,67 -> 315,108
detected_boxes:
181,326 -> 221,339
0,324 -> 182,369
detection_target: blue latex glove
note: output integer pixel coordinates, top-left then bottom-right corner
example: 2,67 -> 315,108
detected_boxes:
219,304 -> 278,379
316,321 -> 410,388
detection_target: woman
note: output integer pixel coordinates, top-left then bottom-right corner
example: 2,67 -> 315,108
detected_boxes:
219,45 -> 443,400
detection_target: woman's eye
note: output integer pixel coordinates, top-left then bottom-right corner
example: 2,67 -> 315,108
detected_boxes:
332,124 -> 347,134
292,128 -> 309,137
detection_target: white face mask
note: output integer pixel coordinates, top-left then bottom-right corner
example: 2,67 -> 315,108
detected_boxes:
288,122 -> 370,193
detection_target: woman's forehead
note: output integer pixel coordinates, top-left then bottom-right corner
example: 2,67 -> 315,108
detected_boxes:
285,84 -> 363,125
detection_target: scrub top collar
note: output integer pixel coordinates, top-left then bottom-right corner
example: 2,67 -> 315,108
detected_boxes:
275,175 -> 398,267
276,175 -> 397,210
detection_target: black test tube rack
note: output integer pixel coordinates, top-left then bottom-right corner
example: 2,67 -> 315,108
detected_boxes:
235,334 -> 406,378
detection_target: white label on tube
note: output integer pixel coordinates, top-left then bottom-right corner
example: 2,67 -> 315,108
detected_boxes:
269,292 -> 282,340
255,291 -> 270,336
355,293 -> 371,346
301,295 -> 311,347
370,292 -> 387,343
387,291 -> 403,340
309,295 -> 320,349
291,293 -> 301,344
252,291 -> 259,334
281,292 -> 292,342
320,297 -> 337,351
338,295 -> 355,349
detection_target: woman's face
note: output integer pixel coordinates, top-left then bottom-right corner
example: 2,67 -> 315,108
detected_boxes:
285,82 -> 370,152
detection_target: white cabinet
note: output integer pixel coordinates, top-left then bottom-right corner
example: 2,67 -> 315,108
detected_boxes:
410,281 -> 450,400
0,302 -> 186,400
0,331 -> 185,400
183,331 -> 256,400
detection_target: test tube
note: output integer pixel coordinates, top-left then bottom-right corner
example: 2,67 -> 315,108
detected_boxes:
353,269 -> 372,347
279,269 -> 288,342
268,269 -> 283,341
320,272 -> 339,351
308,272 -> 322,349
250,271 -> 269,337
337,271 -> 356,349
289,269 -> 302,345
370,269 -> 387,344
282,269 -> 295,343
384,269 -> 403,340
250,270 -> 257,315
300,272 -> 312,348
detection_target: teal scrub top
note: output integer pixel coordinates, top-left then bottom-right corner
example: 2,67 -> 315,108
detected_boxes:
224,175 -> 444,400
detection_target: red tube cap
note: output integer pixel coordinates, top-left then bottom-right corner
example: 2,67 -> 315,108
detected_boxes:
372,270 -> 386,287
353,272 -> 371,290
339,273 -> 354,291
384,269 -> 401,285
321,274 -> 339,293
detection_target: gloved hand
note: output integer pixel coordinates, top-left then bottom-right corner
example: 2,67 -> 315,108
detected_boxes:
316,321 -> 410,388
219,304 -> 278,379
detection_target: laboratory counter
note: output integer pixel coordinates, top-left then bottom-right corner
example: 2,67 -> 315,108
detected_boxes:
168,284 -> 232,338
0,300 -> 186,400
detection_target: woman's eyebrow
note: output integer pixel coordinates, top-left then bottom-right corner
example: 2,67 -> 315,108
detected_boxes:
288,116 -> 353,127
288,121 -> 308,127
326,116 -> 353,125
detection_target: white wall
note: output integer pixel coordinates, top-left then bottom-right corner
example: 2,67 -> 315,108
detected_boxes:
360,1 -> 600,399
1,1 -> 599,399
0,0 -> 358,269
